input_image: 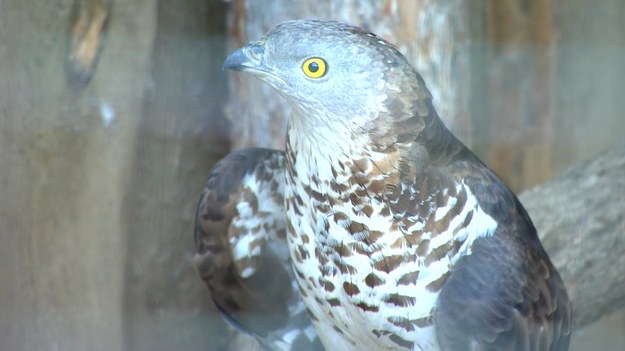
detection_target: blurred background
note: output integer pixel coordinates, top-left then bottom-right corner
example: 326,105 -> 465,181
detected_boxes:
0,0 -> 623,350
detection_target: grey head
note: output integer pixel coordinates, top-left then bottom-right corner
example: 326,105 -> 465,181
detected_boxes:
223,20 -> 434,137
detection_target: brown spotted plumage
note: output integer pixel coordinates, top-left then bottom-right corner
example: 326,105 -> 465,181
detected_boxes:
198,20 -> 571,351
194,148 -> 323,350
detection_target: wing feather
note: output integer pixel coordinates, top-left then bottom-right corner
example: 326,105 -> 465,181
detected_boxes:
406,109 -> 571,350
194,148 -> 323,351
434,156 -> 571,351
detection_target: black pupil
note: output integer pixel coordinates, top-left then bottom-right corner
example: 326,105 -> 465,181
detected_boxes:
308,61 -> 319,73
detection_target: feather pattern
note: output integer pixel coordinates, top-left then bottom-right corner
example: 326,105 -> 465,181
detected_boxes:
194,148 -> 324,351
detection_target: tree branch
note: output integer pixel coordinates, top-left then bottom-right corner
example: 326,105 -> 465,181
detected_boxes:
520,144 -> 625,329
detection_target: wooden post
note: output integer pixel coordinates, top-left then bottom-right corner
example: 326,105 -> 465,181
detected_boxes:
0,1 -> 156,350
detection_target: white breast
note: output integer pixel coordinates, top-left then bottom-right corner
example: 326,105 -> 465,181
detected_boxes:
283,122 -> 497,351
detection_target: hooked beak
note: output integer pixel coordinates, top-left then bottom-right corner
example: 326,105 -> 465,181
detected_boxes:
222,43 -> 265,72
222,42 -> 287,87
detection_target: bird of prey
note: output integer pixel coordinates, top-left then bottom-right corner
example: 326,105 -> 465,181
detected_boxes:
195,20 -> 571,351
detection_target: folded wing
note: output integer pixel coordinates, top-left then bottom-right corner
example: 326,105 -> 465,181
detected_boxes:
194,148 -> 323,351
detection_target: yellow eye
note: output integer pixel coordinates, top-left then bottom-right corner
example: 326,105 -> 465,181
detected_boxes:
302,57 -> 327,78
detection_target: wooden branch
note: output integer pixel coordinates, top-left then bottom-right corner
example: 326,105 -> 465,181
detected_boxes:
520,144 -> 625,329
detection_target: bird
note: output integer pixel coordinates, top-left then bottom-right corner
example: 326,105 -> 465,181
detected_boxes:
195,20 -> 571,351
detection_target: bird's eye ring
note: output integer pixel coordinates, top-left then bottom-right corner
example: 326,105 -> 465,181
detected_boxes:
302,58 -> 327,78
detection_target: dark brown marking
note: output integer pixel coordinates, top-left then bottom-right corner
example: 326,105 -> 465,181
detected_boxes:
426,271 -> 450,292
315,247 -> 329,265
348,220 -> 368,235
317,202 -> 331,213
335,243 -> 353,257
295,194 -> 304,206
319,264 -> 334,277
387,316 -> 414,331
349,193 -> 364,206
380,205 -> 391,217
298,245 -> 310,261
327,297 -> 341,307
353,158 -> 370,173
416,239 -> 430,256
390,236 -> 407,249
384,293 -> 416,307
343,281 -> 360,296
355,302 -> 379,312
389,334 -> 413,349
373,254 -> 404,273
310,188 -> 326,202
333,212 -> 349,223
424,241 -> 452,266
319,278 -> 335,292
397,271 -> 419,285
364,273 -> 385,287
330,181 -> 349,193
433,215 -> 451,234
293,247 -> 303,263
353,186 -> 369,198
362,205 -> 374,217
455,210 -> 474,233
336,261 -> 358,275
368,230 -> 385,243
291,197 -> 303,216
311,175 -> 321,187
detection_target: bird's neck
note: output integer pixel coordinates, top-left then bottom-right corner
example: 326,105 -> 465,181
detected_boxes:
284,102 -> 465,189
285,112 -> 393,185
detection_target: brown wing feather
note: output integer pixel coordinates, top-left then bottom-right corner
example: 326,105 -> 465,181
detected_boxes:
194,148 -> 323,351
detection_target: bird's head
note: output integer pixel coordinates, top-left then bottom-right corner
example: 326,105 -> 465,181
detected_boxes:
224,20 -> 433,140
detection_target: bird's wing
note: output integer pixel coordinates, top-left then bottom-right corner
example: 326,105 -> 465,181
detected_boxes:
432,157 -> 572,351
386,102 -> 571,351
194,148 -> 323,351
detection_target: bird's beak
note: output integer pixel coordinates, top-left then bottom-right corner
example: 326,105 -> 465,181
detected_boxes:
222,43 -> 265,72
222,42 -> 287,87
